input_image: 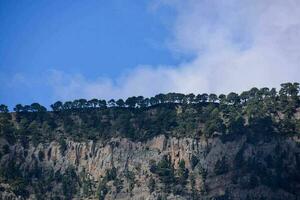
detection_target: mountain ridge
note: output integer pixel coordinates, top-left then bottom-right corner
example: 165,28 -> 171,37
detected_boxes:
1,82 -> 300,199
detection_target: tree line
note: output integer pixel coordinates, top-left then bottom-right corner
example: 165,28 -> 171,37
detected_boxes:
0,82 -> 299,113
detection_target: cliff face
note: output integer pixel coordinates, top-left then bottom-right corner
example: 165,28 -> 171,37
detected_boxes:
1,133 -> 300,200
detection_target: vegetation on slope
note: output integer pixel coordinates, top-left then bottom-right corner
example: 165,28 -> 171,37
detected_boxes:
0,82 -> 300,144
1,82 -> 300,199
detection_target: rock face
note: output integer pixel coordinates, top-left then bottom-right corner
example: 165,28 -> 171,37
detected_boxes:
1,133 -> 300,200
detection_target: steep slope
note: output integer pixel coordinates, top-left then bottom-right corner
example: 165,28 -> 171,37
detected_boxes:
1,133 -> 300,200
1,84 -> 300,199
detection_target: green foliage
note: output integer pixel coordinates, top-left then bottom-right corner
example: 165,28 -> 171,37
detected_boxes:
214,156 -> 229,175
80,169 -> 93,197
0,159 -> 22,180
0,81 -> 300,143
234,145 -> 246,169
0,115 -> 16,144
227,92 -> 240,105
204,117 -> 225,137
177,159 -> 189,185
148,176 -> 156,193
227,115 -> 245,135
62,166 -> 79,199
30,103 -> 47,112
97,167 -> 119,199
151,155 -> 175,185
113,178 -> 123,193
59,138 -> 67,156
97,180 -> 108,200
191,155 -> 199,170
11,179 -> 29,198
0,82 -> 300,199
38,151 -> 44,162
2,144 -> 10,154
190,173 -> 198,199
124,169 -> 135,192
106,167 -> 117,181
0,104 -> 9,113
198,163 -> 207,181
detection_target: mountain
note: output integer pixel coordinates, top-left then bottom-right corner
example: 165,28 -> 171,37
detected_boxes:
0,82 -> 300,200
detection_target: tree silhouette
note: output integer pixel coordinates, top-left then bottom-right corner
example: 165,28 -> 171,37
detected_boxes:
0,104 -> 8,113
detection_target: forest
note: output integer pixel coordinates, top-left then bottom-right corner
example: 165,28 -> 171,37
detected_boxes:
1,82 -> 300,200
0,82 -> 299,143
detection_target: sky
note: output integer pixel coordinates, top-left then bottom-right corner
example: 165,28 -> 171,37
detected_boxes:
1,0 -> 300,108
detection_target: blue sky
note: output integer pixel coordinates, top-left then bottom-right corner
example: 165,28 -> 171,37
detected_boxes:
1,0 -> 300,109
0,0 -> 180,108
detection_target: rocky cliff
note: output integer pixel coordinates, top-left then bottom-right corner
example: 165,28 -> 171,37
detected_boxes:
1,132 -> 300,200
2,85 -> 300,200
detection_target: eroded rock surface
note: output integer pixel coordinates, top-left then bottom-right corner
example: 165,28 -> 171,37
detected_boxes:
1,133 -> 300,200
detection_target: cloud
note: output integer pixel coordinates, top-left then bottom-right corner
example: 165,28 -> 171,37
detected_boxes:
49,0 -> 300,101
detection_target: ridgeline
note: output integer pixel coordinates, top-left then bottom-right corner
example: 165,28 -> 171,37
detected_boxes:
0,82 -> 300,200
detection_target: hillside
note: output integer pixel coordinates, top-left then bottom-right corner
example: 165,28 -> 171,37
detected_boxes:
1,82 -> 300,200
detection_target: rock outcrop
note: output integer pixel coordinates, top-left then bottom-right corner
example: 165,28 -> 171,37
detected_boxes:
1,133 -> 300,200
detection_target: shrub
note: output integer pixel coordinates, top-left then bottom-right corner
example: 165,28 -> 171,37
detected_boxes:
148,176 -> 155,193
214,156 -> 229,175
59,138 -> 67,156
38,151 -> 44,162
191,155 -> 199,170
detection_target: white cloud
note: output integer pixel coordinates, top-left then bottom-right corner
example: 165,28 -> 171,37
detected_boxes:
49,0 -> 300,101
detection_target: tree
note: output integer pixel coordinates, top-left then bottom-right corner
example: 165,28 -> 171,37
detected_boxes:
78,99 -> 88,108
98,180 -> 108,200
191,155 -> 199,170
227,92 -> 240,105
98,100 -> 107,108
204,117 -> 225,136
14,104 -> 24,113
51,101 -> 63,111
190,173 -> 198,199
151,155 -> 175,185
280,83 -> 300,112
248,116 -> 274,134
116,99 -> 125,107
63,101 -> 73,110
0,104 -> 9,113
108,99 -> 116,107
249,87 -> 259,97
155,94 -> 166,104
177,160 -> 189,185
240,91 -> 249,104
279,82 -> 300,97
149,97 -> 158,106
125,97 -> 137,108
218,94 -> 227,105
200,93 -> 208,103
106,167 -> 117,181
148,176 -> 156,193
143,98 -> 150,107
136,96 -> 145,107
86,100 -> 92,108
165,93 -> 176,103
30,103 -> 47,112
89,99 -> 99,108
176,93 -> 185,104
227,115 -> 245,134
186,93 -> 195,104
59,138 -> 67,156
23,105 -> 31,112
72,100 -> 80,109
208,94 -> 218,103
269,88 -> 277,98
62,166 -> 78,199
260,87 -> 270,98
214,156 -> 228,175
